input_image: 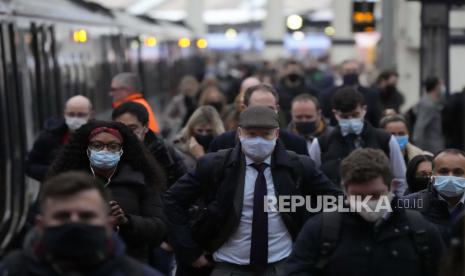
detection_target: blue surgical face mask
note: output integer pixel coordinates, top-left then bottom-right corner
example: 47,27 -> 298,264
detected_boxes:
338,118 -> 364,136
240,136 -> 276,161
88,149 -> 122,169
395,135 -> 409,150
433,175 -> 465,198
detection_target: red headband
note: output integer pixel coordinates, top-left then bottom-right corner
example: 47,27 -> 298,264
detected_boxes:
89,127 -> 123,142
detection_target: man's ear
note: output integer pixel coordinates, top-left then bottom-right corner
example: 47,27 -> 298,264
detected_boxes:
275,128 -> 280,138
143,126 -> 149,136
89,110 -> 95,119
240,104 -> 247,112
362,105 -> 368,113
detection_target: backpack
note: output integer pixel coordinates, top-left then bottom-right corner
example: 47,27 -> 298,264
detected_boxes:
314,210 -> 433,276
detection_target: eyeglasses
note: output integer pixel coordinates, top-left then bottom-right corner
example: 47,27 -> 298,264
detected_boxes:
88,141 -> 122,152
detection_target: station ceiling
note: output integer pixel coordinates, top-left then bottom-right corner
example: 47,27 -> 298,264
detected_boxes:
87,0 -> 333,24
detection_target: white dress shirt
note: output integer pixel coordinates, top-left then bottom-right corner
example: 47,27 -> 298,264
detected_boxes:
213,155 -> 293,264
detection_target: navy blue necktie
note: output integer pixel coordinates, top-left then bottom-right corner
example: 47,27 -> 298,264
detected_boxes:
250,163 -> 268,273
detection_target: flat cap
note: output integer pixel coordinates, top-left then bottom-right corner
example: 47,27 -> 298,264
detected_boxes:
239,106 -> 279,129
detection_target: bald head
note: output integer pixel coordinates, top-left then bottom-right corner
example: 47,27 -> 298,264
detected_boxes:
65,95 -> 92,114
64,95 -> 92,131
240,77 -> 261,94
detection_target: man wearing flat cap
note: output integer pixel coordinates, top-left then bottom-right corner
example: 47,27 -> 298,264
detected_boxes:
164,106 -> 341,276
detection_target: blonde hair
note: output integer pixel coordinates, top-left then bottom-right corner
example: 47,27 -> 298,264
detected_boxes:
180,105 -> 225,140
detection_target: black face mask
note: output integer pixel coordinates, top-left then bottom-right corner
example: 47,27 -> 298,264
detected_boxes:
287,73 -> 301,83
385,84 -> 397,95
208,102 -> 224,113
409,176 -> 430,193
42,224 -> 109,266
343,73 -> 359,86
295,121 -> 317,136
194,134 -> 214,150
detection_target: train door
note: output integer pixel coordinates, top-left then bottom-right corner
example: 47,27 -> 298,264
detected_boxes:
30,23 -> 61,127
0,21 -> 27,255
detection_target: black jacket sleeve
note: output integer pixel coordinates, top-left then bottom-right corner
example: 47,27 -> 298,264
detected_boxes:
120,185 -> 167,247
150,140 -> 187,187
285,214 -> 323,276
164,144 -> 188,186
299,155 -> 342,197
163,167 -> 206,265
208,135 -> 221,153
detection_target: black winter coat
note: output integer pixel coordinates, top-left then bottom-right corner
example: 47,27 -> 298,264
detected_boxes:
164,142 -> 341,265
144,131 -> 187,187
26,117 -> 69,181
402,188 -> 461,242
208,129 -> 309,155
285,206 -> 445,276
442,91 -> 465,150
105,165 -> 166,262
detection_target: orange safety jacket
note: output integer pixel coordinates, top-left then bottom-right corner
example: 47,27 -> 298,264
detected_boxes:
113,93 -> 160,133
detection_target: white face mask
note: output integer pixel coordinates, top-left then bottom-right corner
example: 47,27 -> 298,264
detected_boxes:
348,193 -> 394,222
65,116 -> 88,131
240,136 -> 276,161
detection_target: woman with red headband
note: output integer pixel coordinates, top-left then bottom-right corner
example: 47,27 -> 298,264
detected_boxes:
48,120 -> 166,263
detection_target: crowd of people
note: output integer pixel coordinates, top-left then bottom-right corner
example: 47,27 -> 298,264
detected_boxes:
1,57 -> 465,276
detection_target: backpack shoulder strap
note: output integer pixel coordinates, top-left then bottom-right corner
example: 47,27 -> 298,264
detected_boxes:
1,251 -> 28,276
404,209 -> 434,276
315,212 -> 342,270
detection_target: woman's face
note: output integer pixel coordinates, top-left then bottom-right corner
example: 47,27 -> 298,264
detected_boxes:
88,132 -> 123,153
415,160 -> 432,178
385,121 -> 409,136
193,123 -> 213,136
